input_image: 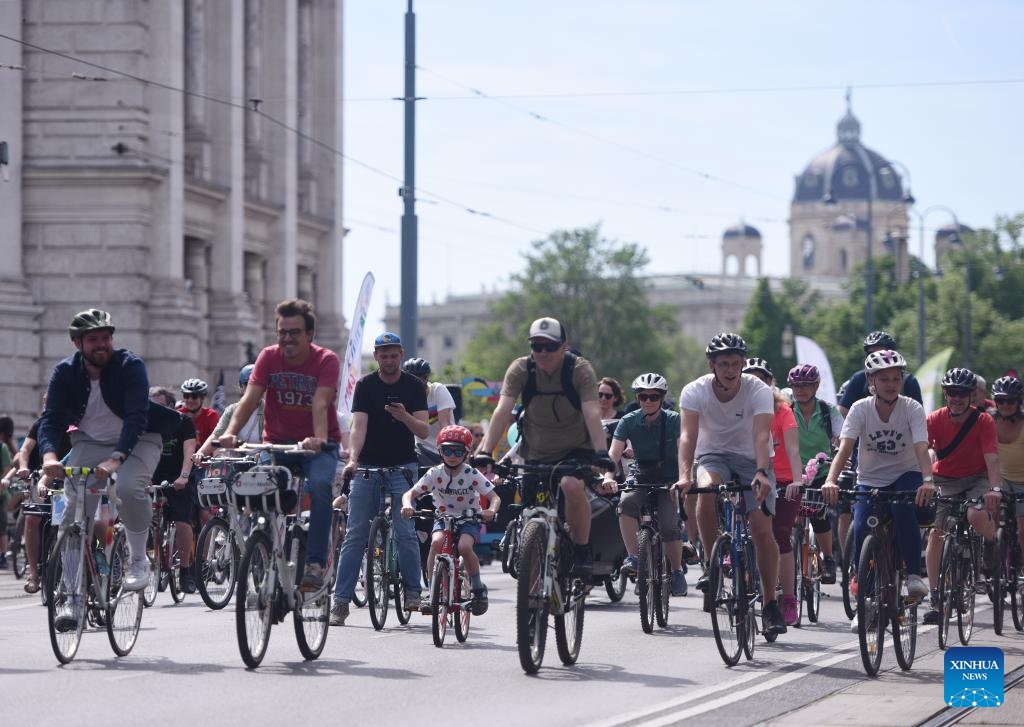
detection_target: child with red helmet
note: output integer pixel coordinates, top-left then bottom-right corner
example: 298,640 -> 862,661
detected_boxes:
401,424 -> 501,615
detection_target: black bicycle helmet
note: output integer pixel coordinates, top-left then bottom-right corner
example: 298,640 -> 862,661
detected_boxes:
993,376 -> 1024,399
401,357 -> 431,378
68,308 -> 115,339
742,357 -> 774,379
941,367 -> 976,391
705,332 -> 748,359
863,330 -> 897,352
181,378 -> 209,396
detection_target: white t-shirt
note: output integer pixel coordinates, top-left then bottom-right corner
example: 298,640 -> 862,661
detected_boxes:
840,395 -> 928,488
419,382 -> 456,453
77,381 -> 123,443
410,463 -> 496,515
680,373 -> 774,458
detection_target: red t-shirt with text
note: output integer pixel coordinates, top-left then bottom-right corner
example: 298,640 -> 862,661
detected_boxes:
927,407 -> 998,478
250,343 -> 341,444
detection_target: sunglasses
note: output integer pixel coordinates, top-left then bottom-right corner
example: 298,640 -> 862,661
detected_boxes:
276,328 -> 306,339
637,393 -> 662,402
530,341 -> 561,353
182,393 -> 204,399
944,389 -> 971,399
439,445 -> 467,458
598,391 -> 615,400
995,397 -> 1021,404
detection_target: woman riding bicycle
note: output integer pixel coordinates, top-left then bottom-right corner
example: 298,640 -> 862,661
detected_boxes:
821,349 -> 935,630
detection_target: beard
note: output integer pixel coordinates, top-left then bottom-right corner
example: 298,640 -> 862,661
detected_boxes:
83,348 -> 111,368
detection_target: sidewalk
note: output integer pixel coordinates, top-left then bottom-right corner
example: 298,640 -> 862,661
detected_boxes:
764,615 -> 1024,727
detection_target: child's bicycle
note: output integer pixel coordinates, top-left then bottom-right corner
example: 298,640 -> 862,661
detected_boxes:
46,467 -> 143,663
232,443 -> 340,668
420,510 -> 485,647
619,478 -> 674,634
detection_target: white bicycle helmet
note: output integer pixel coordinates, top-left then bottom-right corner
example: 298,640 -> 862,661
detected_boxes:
631,372 -> 669,393
864,349 -> 907,373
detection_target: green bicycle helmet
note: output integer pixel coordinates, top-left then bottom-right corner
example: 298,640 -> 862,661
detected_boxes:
68,308 -> 115,339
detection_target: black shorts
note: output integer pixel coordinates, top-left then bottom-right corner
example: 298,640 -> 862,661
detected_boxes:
164,483 -> 196,524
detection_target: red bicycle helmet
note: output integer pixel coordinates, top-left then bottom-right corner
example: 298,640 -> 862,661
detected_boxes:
437,424 -> 473,450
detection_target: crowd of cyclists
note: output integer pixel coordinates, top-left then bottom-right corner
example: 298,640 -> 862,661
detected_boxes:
2,303 -> 1023,673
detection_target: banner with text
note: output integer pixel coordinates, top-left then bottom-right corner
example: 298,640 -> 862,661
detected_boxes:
338,272 -> 375,421
795,335 -> 838,405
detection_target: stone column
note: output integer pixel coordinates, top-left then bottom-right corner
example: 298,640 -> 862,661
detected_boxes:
184,0 -> 210,180
244,0 -> 265,198
296,0 -> 315,214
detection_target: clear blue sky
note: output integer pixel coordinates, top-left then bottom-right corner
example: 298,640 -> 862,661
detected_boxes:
342,1 -> 1023,346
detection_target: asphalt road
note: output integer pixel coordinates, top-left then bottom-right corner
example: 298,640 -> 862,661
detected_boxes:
2,558 -> 1022,726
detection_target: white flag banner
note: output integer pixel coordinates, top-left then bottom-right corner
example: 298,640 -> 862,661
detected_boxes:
338,272 -> 375,421
795,335 -> 838,405
915,346 -> 954,415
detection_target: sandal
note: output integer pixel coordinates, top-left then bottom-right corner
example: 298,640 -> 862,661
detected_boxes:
24,577 -> 40,594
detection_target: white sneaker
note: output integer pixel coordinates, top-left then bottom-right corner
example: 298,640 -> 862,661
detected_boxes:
850,615 -> 859,633
124,557 -> 150,592
906,574 -> 929,600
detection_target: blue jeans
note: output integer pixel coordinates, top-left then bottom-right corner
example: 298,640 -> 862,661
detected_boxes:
852,471 -> 923,576
261,444 -> 339,566
334,463 -> 422,603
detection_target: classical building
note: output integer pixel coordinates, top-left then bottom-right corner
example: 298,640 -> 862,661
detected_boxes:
0,1 -> 346,430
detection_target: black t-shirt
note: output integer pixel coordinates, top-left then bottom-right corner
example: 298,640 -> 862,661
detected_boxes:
26,418 -> 72,471
152,414 -> 197,485
839,369 -> 923,410
352,371 -> 428,466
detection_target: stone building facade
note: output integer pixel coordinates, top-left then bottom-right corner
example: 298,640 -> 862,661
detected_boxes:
0,0 -> 346,431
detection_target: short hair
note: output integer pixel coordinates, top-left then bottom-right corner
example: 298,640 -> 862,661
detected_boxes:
149,386 -> 176,408
275,298 -> 316,332
598,377 -> 625,407
0,415 -> 13,441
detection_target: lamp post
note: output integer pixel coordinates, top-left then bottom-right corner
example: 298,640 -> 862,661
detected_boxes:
920,205 -> 962,365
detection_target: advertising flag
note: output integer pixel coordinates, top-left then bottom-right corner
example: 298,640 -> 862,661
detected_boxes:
794,335 -> 838,405
338,272 -> 375,421
915,346 -> 954,415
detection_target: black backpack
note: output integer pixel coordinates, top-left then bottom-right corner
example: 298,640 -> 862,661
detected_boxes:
521,351 -> 582,413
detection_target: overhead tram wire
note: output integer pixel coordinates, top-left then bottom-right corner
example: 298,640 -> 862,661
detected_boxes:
0,32 -> 545,239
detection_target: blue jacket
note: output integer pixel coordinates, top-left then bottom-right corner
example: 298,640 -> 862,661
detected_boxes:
39,348 -> 179,457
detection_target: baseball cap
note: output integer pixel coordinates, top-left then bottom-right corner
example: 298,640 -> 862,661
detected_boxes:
528,317 -> 564,343
373,331 -> 403,349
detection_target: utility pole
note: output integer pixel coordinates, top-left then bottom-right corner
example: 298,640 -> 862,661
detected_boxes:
399,0 -> 419,355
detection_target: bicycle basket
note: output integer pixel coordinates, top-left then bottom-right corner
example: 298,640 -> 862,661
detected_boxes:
199,459 -> 254,508
230,465 -> 297,513
799,487 -> 829,518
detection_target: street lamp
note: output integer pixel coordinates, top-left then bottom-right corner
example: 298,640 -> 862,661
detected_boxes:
919,206 -> 962,365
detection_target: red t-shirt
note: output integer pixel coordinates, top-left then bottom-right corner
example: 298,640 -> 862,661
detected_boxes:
177,406 -> 220,448
771,404 -> 798,484
250,343 -> 341,444
927,407 -> 998,478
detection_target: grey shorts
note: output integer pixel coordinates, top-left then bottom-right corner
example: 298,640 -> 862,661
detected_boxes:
935,474 -> 989,530
1003,478 -> 1024,518
695,452 -> 777,516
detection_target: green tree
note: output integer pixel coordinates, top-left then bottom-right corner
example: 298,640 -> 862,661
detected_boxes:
460,225 -> 676,386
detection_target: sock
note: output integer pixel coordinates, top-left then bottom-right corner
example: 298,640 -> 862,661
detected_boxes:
126,528 -> 149,563
471,573 -> 484,590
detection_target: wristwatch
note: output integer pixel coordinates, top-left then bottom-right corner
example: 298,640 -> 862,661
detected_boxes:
111,451 -> 127,464
922,476 -> 934,483
755,468 -> 769,477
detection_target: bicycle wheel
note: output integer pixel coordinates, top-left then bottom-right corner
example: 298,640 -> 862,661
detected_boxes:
791,528 -> 804,628
805,546 -> 822,624
937,536 -> 956,650
655,538 -> 670,629
39,525 -> 57,607
742,539 -> 760,655
554,536 -> 585,666
142,524 -> 159,608
106,530 -> 143,657
856,534 -> 885,677
235,529 -> 275,668
394,577 -> 411,625
165,522 -> 184,604
637,528 -> 656,633
11,530 -> 26,579
841,525 -> 857,620
366,517 -> 389,631
196,517 -> 237,610
516,520 -> 548,674
708,534 -> 741,667
605,565 -> 628,602
501,519 -> 518,576
957,550 -> 976,645
454,566 -> 471,643
47,527 -> 87,664
431,559 -> 450,647
1010,539 -> 1024,632
352,559 -> 368,608
892,565 -> 918,671
992,529 -> 1005,636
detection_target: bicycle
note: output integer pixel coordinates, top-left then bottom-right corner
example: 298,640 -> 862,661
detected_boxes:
352,465 -> 417,631
996,491 -> 1024,632
46,467 -> 143,663
845,488 -> 922,676
502,461 -> 590,675
233,443 -> 339,668
500,503 -> 523,579
144,482 -> 183,607
11,474 -> 64,603
693,481 -> 772,667
791,486 -> 830,626
935,494 -> 985,650
620,479 -> 673,633
194,454 -> 255,610
421,510 -> 484,647
836,469 -> 858,620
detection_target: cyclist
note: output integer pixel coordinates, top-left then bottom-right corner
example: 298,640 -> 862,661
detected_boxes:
401,357 -> 455,465
820,349 -> 935,630
195,364 -> 265,459
677,332 -> 786,636
993,376 -> 1024,555
38,309 -> 181,603
788,363 -> 844,584
921,367 -> 1002,625
474,317 -> 613,578
149,386 -> 199,593
838,331 -> 923,417
401,424 -> 500,615
602,372 -> 688,596
178,378 -> 220,454
217,299 -> 341,594
331,331 -> 428,626
743,357 -> 805,627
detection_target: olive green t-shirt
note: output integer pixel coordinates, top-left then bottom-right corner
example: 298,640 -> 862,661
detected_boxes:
501,354 -> 598,462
